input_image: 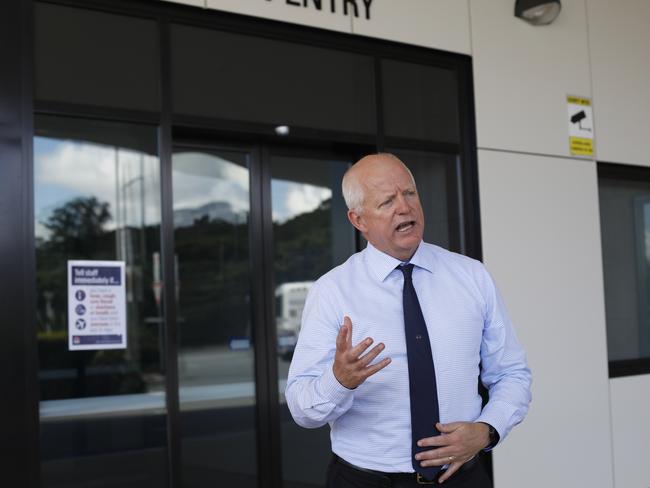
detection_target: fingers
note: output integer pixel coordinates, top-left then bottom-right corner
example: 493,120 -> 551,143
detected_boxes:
333,316 -> 391,389
335,322 -> 348,352
343,315 -> 352,348
363,357 -> 392,376
358,343 -> 386,367
436,422 -> 462,434
438,462 -> 462,483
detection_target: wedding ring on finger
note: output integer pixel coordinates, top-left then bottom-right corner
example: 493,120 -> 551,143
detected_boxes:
448,456 -> 454,462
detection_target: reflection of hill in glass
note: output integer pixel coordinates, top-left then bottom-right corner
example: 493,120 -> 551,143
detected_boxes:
35,195 -> 336,355
174,201 -> 247,228
175,197 -> 333,347
35,196 -> 161,400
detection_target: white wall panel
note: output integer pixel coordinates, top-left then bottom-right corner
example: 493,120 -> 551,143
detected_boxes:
478,150 -> 613,488
351,0 -> 471,55
470,0 -> 592,157
204,0 -> 353,33
610,375 -> 650,488
588,0 -> 650,167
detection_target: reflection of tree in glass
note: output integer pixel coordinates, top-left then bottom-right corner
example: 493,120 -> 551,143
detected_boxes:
44,196 -> 111,254
36,196 -> 160,400
274,197 -> 332,285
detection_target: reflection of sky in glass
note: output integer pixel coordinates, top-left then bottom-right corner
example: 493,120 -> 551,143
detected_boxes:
34,137 -> 160,240
34,140 -> 335,238
172,152 -> 249,215
272,180 -> 331,223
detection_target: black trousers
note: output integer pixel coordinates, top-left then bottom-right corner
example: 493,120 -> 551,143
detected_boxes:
326,455 -> 493,488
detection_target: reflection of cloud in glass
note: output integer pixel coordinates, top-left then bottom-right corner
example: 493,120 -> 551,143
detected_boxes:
172,152 -> 249,215
273,180 -> 331,223
34,137 -> 161,240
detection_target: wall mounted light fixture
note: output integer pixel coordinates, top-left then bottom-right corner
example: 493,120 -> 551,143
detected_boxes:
515,0 -> 561,25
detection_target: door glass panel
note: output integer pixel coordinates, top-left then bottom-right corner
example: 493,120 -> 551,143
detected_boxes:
172,148 -> 257,487
34,115 -> 166,488
270,153 -> 355,488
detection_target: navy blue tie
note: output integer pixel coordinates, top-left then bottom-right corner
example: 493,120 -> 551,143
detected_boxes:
399,264 -> 441,481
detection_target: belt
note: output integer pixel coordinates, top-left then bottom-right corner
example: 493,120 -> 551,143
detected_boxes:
333,454 -> 480,486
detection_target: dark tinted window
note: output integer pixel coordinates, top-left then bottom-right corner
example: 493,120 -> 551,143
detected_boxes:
382,59 -> 459,143
171,24 -> 376,134
599,169 -> 650,363
34,115 -> 166,487
35,3 -> 160,111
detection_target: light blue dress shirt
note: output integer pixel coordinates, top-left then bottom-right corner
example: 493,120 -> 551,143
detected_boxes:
285,241 -> 532,473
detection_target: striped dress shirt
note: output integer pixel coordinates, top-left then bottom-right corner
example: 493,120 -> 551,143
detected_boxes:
285,241 -> 532,473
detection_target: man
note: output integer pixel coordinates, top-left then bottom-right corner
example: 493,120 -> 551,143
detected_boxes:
285,153 -> 531,487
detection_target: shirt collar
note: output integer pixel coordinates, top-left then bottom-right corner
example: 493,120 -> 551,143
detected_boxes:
364,241 -> 435,282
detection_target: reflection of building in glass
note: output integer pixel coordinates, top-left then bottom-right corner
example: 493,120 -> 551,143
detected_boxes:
275,281 -> 313,335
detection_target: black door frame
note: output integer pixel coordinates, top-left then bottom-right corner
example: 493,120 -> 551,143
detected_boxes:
2,0 -> 481,486
170,138 -> 373,488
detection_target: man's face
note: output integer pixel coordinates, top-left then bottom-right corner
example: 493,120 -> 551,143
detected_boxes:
348,157 -> 425,261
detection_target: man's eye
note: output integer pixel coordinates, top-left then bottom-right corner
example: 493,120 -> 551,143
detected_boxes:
379,199 -> 392,208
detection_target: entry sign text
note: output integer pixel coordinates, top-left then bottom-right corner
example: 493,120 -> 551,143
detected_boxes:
266,0 -> 374,20
68,260 -> 127,351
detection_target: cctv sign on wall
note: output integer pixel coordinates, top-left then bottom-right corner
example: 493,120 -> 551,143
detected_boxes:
567,95 -> 594,157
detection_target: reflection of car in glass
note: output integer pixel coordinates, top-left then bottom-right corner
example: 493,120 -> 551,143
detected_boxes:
227,329 -> 297,361
276,328 -> 298,361
275,281 -> 313,361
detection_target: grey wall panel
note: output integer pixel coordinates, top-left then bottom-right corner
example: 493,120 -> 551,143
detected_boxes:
588,0 -> 650,167
471,0 -> 592,158
478,149 -> 613,488
351,0 -> 471,54
610,375 -> 650,488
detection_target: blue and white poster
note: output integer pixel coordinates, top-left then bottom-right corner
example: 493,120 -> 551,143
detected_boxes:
68,260 -> 127,351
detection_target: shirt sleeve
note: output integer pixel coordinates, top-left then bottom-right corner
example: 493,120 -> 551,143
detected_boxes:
284,279 -> 355,428
474,265 -> 532,446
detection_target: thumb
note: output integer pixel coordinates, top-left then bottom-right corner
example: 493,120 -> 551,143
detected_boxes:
436,422 -> 463,433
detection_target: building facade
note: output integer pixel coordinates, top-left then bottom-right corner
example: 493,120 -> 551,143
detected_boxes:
1,1 -> 649,487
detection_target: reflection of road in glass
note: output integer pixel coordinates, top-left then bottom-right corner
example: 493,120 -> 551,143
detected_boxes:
175,346 -> 291,410
179,346 -> 290,388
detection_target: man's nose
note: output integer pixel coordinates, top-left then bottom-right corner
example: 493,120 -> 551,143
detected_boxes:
394,193 -> 410,213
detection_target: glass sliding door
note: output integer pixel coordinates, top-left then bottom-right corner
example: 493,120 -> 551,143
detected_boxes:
34,115 -> 167,488
268,151 -> 356,488
172,147 -> 257,487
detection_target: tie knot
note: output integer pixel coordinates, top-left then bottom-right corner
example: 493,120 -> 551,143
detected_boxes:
399,263 -> 414,280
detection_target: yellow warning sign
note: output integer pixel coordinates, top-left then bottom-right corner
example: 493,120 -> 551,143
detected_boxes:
567,96 -> 591,106
567,95 -> 594,156
569,137 -> 593,156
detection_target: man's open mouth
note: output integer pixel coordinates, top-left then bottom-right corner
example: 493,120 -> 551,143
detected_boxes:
395,221 -> 415,232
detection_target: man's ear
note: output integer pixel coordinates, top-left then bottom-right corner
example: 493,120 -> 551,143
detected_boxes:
347,209 -> 366,233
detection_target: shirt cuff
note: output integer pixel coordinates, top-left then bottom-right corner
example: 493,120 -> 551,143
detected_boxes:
475,400 -> 517,450
319,364 -> 355,406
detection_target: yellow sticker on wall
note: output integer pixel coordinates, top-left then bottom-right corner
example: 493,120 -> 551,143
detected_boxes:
567,96 -> 594,156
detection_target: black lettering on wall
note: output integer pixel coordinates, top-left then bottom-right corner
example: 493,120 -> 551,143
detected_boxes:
304,0 -> 323,9
343,0 -> 358,17
330,0 -> 336,13
286,0 -> 301,6
361,0 -> 373,20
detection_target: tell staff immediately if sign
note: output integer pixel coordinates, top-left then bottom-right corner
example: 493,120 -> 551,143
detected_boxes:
567,95 -> 594,156
68,260 -> 127,351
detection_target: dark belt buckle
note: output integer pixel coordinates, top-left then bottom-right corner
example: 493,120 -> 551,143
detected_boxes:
416,473 -> 436,485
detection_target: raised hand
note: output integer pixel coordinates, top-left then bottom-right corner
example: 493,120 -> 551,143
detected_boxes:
332,316 -> 391,389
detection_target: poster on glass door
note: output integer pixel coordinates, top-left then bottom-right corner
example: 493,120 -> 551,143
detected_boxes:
68,260 -> 127,351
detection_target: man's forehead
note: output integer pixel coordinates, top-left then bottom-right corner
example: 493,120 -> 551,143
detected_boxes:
363,172 -> 415,196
